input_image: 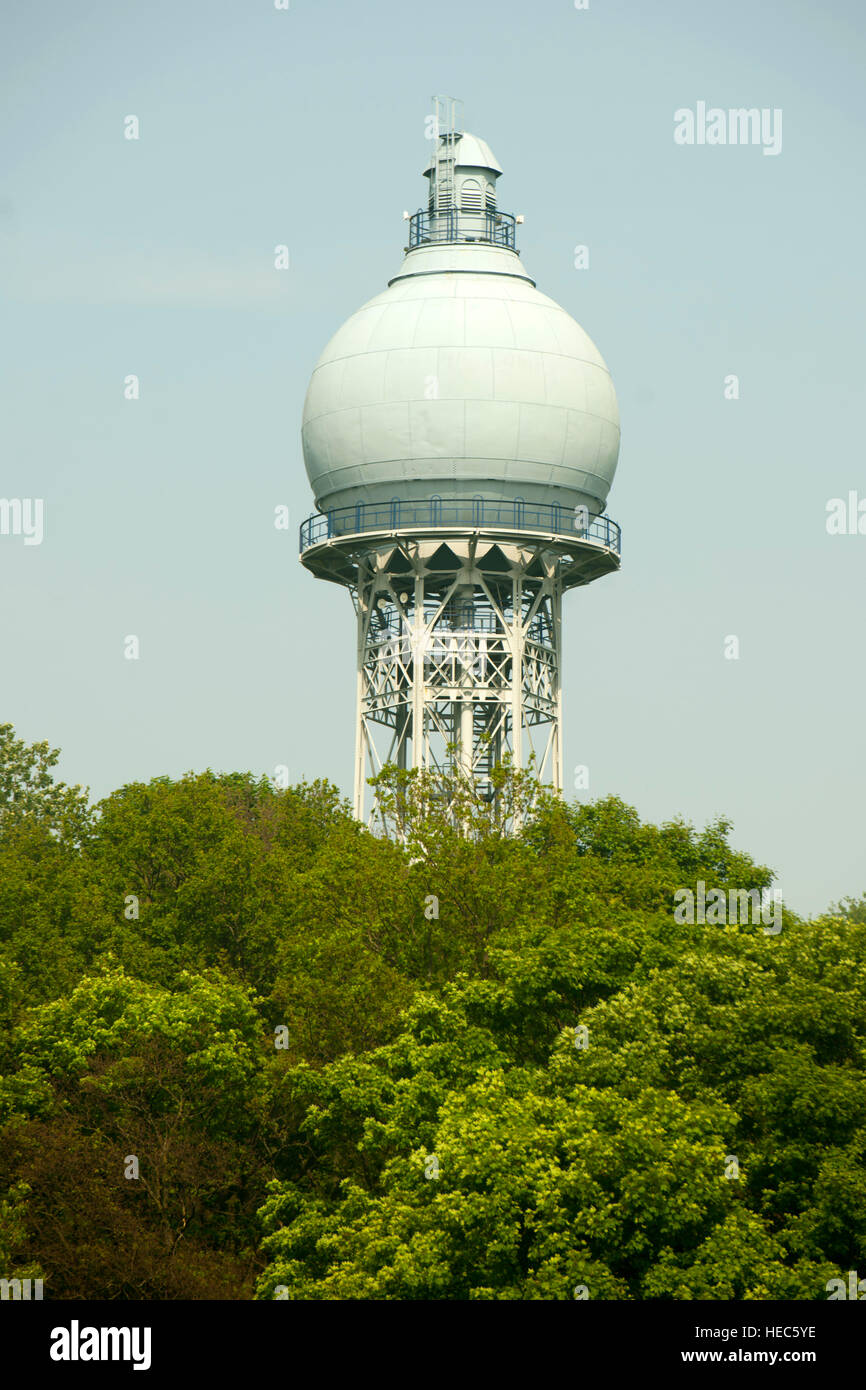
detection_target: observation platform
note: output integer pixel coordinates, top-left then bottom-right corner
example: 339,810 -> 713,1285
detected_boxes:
299,497 -> 622,591
408,207 -> 517,250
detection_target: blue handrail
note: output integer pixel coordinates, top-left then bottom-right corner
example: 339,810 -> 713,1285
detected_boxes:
299,498 -> 621,556
408,207 -> 517,250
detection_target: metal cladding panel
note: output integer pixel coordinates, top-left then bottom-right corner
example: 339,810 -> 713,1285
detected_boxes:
382,348 -> 441,400
542,355 -> 590,411
339,352 -> 387,409
464,298 -> 515,349
584,369 -> 619,422
358,401 -> 412,462
391,274 -> 456,299
545,308 -> 602,361
458,274 -> 530,299
408,399 -> 466,457
516,403 -> 567,467
464,399 -> 520,458
434,347 -> 495,399
412,299 -> 466,348
390,244 -> 533,283
365,299 -> 424,350
301,419 -> 330,495
302,358 -> 342,422
564,410 -> 606,473
316,408 -> 361,473
501,301 -> 561,353
492,349 -> 547,405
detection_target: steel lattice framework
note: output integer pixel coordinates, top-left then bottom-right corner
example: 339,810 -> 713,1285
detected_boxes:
300,517 -> 620,825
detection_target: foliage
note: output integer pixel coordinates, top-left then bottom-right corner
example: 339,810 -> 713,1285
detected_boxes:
0,725 -> 863,1299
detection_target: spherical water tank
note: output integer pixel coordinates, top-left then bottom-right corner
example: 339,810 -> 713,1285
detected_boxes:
301,134 -> 620,520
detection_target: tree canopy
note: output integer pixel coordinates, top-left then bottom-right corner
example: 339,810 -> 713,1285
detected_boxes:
0,727 -> 863,1300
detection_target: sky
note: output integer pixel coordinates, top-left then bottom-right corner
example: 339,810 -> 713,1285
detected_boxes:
1,0 -> 864,916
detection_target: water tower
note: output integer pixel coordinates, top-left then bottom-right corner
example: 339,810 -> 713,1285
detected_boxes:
299,97 -> 622,823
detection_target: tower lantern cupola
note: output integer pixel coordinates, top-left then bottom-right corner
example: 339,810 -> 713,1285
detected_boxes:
417,95 -> 512,249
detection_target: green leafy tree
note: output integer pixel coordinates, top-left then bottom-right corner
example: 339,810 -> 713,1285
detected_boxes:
1,726 -> 863,1301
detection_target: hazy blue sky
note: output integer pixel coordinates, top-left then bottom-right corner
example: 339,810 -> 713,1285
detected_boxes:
2,0 -> 864,914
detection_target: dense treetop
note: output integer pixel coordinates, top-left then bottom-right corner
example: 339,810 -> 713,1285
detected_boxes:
0,722 -> 863,1299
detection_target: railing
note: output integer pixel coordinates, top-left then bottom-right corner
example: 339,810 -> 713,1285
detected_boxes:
408,207 -> 517,250
373,612 -> 506,636
299,498 -> 621,555
371,616 -> 553,640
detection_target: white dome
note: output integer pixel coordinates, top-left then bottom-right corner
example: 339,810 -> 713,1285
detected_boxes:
422,130 -> 502,175
302,245 -> 621,516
